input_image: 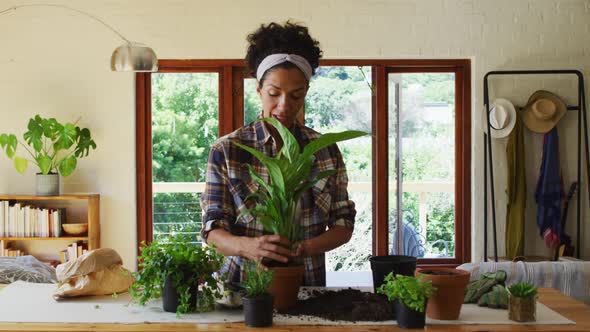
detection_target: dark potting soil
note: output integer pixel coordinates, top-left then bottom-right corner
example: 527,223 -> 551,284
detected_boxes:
283,288 -> 394,322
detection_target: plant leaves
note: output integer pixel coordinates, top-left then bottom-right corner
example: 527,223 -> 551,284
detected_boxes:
261,117 -> 299,163
233,119 -> 367,243
23,115 -> 45,152
53,123 -> 77,151
37,155 -> 53,175
74,127 -> 96,157
58,156 -> 77,176
301,131 -> 367,161
0,134 -> 18,158
14,157 -> 27,174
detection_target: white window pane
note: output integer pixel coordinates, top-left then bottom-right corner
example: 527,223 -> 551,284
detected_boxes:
306,66 -> 373,272
388,73 -> 456,258
151,73 -> 219,242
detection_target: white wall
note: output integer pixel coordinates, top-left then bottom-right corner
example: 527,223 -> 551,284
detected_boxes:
0,0 -> 588,268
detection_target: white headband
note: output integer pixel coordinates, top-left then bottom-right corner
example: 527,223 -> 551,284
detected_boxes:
256,53 -> 313,81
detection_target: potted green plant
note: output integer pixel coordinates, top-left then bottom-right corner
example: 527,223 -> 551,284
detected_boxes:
129,234 -> 225,316
234,117 -> 366,311
0,115 -> 97,195
377,272 -> 435,329
240,261 -> 274,327
507,282 -> 538,322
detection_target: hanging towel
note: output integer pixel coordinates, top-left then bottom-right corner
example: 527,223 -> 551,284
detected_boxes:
534,127 -> 562,248
505,115 -> 526,258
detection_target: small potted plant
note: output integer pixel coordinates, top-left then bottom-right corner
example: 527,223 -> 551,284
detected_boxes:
507,282 -> 538,322
240,261 -> 274,327
377,272 -> 435,329
234,117 -> 366,311
129,234 -> 225,316
0,115 -> 97,195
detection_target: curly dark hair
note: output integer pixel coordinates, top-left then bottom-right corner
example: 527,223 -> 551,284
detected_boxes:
245,21 -> 322,85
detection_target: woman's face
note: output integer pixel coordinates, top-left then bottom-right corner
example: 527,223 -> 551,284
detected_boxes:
257,67 -> 308,129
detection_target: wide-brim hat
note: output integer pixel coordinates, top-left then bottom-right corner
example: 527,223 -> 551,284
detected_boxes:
521,90 -> 567,133
483,98 -> 517,138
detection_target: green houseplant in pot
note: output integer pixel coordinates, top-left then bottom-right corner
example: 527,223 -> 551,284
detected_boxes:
0,115 -> 96,195
377,272 -> 435,329
234,117 -> 366,312
130,234 -> 225,316
240,261 -> 274,327
507,282 -> 538,322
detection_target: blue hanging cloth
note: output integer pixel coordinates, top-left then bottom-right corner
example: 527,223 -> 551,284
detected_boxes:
534,127 -> 563,248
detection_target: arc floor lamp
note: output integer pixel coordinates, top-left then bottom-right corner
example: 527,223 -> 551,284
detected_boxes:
0,3 -> 158,72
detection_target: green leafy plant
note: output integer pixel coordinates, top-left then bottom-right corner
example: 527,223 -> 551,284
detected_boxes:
508,282 -> 537,298
0,115 -> 96,176
377,272 -> 435,313
234,117 -> 367,248
240,261 -> 274,297
129,234 -> 226,316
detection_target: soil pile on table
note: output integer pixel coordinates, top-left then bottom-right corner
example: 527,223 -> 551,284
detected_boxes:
283,288 -> 394,322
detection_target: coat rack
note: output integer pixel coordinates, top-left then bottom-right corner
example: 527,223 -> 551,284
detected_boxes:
483,70 -> 590,261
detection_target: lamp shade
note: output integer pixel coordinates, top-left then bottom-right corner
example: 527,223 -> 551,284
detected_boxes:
111,43 -> 158,72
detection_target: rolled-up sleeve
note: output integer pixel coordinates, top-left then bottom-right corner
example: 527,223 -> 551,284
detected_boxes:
200,142 -> 234,242
327,146 -> 356,230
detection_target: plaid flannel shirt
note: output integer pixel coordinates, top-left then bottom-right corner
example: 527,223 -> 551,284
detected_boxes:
200,120 -> 356,286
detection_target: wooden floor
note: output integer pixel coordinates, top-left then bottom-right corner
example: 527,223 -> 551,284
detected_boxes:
0,288 -> 588,331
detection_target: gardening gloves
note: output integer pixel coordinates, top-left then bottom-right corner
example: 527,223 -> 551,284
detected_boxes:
477,284 -> 509,309
464,270 -> 507,307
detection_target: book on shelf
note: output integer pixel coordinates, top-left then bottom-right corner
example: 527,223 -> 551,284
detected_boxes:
62,241 -> 87,263
0,200 -> 65,238
0,240 -> 26,257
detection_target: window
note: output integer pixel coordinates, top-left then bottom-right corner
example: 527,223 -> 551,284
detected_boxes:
136,59 -> 471,266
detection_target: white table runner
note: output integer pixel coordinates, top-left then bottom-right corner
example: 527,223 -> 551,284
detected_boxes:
0,281 -> 575,325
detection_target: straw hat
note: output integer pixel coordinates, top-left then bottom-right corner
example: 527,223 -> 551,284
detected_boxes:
483,98 -> 517,138
521,90 -> 567,133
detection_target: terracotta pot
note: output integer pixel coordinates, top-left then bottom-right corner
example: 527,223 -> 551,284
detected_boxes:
243,294 -> 274,327
268,265 -> 305,312
416,267 -> 470,320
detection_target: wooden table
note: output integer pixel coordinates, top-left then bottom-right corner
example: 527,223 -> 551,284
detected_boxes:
0,288 -> 588,332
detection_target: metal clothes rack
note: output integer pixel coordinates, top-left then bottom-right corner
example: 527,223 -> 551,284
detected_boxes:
483,70 -> 590,261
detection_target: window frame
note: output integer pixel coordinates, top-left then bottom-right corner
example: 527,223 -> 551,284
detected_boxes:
136,59 -> 471,265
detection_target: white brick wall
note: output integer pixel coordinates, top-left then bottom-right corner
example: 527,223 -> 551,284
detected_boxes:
0,0 -> 588,266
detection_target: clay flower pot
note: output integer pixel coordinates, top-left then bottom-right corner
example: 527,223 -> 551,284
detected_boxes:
508,294 -> 537,322
369,255 -> 417,292
243,293 -> 274,327
268,265 -> 305,312
416,267 -> 470,320
395,299 -> 427,329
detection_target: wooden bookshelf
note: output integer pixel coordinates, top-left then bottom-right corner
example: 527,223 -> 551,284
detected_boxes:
0,193 -> 100,259
0,237 -> 88,241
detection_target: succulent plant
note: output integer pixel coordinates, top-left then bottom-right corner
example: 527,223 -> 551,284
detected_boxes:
508,282 -> 538,298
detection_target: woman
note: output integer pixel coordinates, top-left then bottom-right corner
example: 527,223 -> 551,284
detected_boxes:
200,21 -> 356,286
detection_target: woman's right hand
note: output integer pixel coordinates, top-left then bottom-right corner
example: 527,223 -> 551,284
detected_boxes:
239,235 -> 293,265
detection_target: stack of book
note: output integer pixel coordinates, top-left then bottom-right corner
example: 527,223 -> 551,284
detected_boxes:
0,239 -> 26,257
59,241 -> 88,263
0,201 -> 65,238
